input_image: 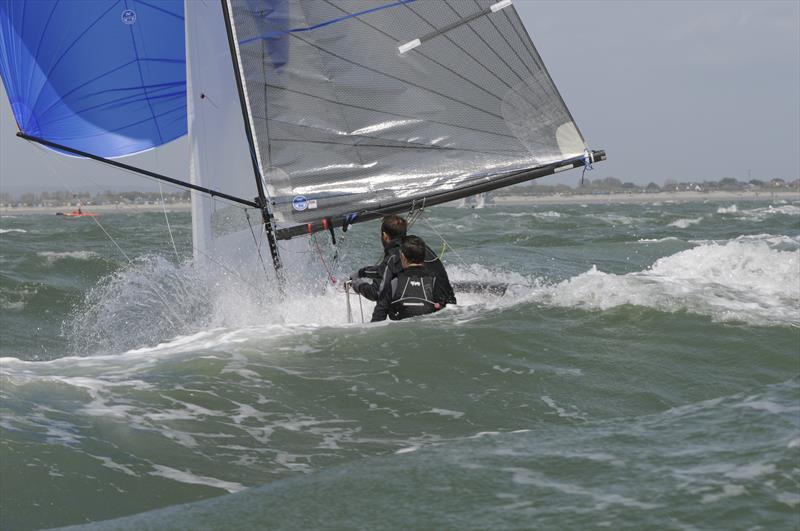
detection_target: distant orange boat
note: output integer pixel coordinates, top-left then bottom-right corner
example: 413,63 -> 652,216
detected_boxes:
56,209 -> 98,217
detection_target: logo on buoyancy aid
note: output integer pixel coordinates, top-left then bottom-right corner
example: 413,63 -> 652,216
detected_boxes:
410,280 -> 422,287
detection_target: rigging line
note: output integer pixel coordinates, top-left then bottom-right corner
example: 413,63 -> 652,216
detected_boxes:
245,209 -> 272,280
358,292 -> 365,324
311,233 -> 337,285
402,1 -> 517,91
158,182 -> 180,261
91,215 -> 132,264
420,213 -> 470,271
25,139 -> 133,266
286,32 -> 507,122
260,83 -> 518,141
320,0 -> 512,101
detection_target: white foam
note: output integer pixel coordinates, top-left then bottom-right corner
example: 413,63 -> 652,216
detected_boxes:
735,204 -> 800,221
717,204 -> 738,214
634,237 -> 682,243
149,464 -> 244,493
723,463 -> 775,480
506,211 -> 562,220
0,228 -> 26,234
669,217 -> 704,228
776,492 -> 800,507
700,484 -> 747,504
425,408 -> 465,419
537,240 -> 800,326
38,251 -> 101,264
541,396 -> 587,421
395,446 -> 420,454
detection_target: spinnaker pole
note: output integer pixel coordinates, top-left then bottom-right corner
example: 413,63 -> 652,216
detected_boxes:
16,133 -> 260,209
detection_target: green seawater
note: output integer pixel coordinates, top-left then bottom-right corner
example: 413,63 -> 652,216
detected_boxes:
1,199 -> 799,530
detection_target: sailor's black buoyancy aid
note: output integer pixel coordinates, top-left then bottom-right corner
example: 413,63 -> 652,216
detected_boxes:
388,265 -> 441,320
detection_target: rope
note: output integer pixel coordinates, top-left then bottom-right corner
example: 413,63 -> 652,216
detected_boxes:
158,182 -> 180,261
91,216 -> 132,264
311,232 -> 337,284
420,214 -> 470,270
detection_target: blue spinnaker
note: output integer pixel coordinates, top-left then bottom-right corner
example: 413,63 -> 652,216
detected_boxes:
0,0 -> 186,158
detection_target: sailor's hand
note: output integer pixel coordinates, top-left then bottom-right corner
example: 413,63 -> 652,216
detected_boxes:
349,276 -> 371,294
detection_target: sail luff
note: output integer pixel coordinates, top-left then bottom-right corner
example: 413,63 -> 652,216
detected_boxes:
220,0 -> 283,271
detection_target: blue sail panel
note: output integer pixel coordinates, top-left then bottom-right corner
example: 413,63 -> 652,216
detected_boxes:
0,0 -> 186,158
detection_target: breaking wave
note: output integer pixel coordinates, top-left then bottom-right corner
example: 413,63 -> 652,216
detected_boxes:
537,239 -> 799,327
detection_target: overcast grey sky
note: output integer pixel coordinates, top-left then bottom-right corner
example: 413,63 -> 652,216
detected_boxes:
1,0 -> 798,193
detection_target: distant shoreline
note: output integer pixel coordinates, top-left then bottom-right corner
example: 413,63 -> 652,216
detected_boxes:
1,190 -> 797,216
1,202 -> 192,216
493,190 -> 799,206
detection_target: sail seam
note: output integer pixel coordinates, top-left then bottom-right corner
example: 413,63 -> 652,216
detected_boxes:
323,0 -> 510,102
287,32 -> 506,122
260,82 -> 517,140
239,0 -> 419,46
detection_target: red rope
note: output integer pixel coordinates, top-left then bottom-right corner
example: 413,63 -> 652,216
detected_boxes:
311,233 -> 337,284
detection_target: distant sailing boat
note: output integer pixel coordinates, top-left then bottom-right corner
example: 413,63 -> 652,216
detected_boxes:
1,0 -> 604,279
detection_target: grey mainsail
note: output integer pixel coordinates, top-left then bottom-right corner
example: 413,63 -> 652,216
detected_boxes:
225,0 -> 603,242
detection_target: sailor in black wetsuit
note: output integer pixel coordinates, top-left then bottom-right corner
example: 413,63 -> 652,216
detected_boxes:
349,214 -> 456,305
371,235 -> 449,322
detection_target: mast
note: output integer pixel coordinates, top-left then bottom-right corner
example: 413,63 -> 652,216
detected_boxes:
220,0 -> 282,273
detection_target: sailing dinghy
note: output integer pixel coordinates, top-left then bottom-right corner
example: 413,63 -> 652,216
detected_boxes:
1,0 -> 604,288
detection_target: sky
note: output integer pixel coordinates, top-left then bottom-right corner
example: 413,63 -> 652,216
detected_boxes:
1,0 -> 798,194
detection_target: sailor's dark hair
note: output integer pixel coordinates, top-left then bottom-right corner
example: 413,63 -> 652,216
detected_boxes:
381,214 -> 407,240
401,235 -> 426,264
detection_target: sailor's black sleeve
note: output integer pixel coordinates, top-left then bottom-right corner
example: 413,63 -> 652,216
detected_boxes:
355,253 -> 402,302
424,246 -> 456,305
371,279 -> 393,322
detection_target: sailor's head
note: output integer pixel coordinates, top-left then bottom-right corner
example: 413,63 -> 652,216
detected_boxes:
400,235 -> 426,268
381,214 -> 407,245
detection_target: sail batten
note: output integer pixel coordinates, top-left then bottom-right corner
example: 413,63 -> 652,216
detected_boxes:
226,0 -> 591,235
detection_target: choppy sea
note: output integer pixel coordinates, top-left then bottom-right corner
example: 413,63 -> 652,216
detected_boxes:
1,198 -> 799,530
